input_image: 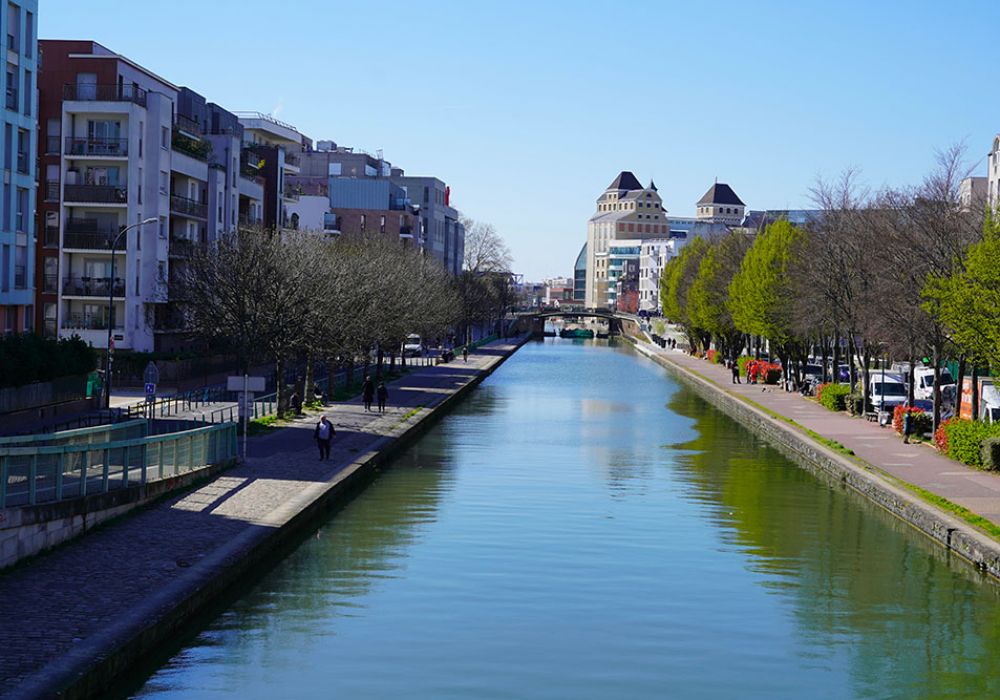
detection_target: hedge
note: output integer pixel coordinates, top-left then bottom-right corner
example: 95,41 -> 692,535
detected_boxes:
892,405 -> 932,437
982,438 -> 1000,471
939,419 -> 1000,469
0,333 -> 97,389
817,383 -> 851,411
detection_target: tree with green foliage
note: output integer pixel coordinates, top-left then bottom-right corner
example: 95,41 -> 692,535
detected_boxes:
728,219 -> 809,382
659,237 -> 708,350
688,231 -> 750,360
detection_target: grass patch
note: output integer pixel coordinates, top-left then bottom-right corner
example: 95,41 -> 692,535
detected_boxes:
247,415 -> 282,436
893,480 -> 1000,540
400,406 -> 422,421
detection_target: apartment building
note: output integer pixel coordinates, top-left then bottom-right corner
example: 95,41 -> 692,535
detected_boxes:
585,172 -> 668,308
1,0 -> 36,334
638,238 -> 677,313
391,171 -> 464,276
235,112 -> 306,231
35,41 -> 266,352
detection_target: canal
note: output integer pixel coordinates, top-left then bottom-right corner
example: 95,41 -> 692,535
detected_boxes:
122,339 -> 1000,699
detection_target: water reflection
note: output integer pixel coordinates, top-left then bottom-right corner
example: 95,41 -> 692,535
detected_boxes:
126,339 -> 1000,700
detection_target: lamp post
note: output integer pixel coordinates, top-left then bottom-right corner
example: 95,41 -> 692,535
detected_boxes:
105,217 -> 158,409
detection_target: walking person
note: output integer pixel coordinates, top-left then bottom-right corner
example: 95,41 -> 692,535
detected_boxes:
314,415 -> 335,460
463,345 -> 469,363
377,381 -> 388,412
362,375 -> 374,412
731,360 -> 741,384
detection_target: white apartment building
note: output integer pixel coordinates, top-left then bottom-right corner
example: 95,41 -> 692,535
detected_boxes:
235,112 -> 305,231
638,238 -> 677,313
585,172 -> 669,309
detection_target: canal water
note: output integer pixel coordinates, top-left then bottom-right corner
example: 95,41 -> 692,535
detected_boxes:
123,339 -> 1000,699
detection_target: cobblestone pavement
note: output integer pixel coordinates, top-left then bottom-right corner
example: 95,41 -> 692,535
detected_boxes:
0,339 -> 524,699
639,337 -> 1000,523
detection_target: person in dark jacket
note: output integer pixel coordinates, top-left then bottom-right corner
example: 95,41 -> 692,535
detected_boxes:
731,360 -> 741,384
314,415 -> 335,460
377,382 -> 388,412
362,375 -> 374,412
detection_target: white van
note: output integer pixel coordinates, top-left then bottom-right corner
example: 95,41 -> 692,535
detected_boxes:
402,334 -> 422,357
914,367 -> 955,401
869,373 -> 907,413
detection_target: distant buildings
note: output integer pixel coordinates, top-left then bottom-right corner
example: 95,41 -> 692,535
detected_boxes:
0,1 -> 36,334
585,172 -> 668,308
695,182 -> 745,225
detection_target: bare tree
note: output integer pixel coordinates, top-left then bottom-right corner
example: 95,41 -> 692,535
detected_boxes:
461,215 -> 513,273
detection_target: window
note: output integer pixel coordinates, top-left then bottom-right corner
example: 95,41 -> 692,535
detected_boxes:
24,11 -> 31,58
45,118 -> 59,154
22,69 -> 29,116
161,126 -> 169,149
3,123 -> 9,169
16,128 -> 27,173
138,121 -> 143,157
6,3 -> 18,54
159,171 -> 168,195
43,257 -> 56,292
15,187 -> 25,232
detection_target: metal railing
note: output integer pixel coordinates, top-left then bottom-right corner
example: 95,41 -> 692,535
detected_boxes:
0,419 -> 147,448
63,229 -> 117,250
171,130 -> 210,161
62,276 -> 125,298
63,83 -> 147,107
170,193 -> 208,219
174,114 -> 202,136
0,422 -> 238,509
61,313 -> 120,331
65,136 -> 128,157
64,184 -> 127,204
44,181 -> 59,201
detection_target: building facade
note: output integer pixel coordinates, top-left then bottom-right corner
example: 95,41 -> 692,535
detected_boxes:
585,172 -> 668,308
638,237 -> 676,313
695,182 -> 745,225
1,0 -> 37,334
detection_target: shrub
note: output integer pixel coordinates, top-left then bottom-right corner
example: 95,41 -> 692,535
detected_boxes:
982,438 -> 1000,471
0,333 -> 97,389
942,419 -> 1000,469
762,364 -> 782,384
738,355 -> 753,376
892,405 -> 932,437
817,383 -> 851,411
934,419 -> 950,453
706,348 -> 722,364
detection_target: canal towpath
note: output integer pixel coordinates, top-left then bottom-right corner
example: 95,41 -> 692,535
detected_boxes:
0,337 -> 527,700
634,336 -> 1000,531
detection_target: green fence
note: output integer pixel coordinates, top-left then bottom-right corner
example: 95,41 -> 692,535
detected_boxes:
0,418 -> 148,448
0,422 -> 238,509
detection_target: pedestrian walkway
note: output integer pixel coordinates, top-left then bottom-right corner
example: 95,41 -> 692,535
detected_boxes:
0,338 -> 526,700
638,338 -> 1000,524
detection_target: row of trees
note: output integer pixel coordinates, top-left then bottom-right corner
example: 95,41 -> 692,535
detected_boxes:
660,146 -> 996,431
181,217 -> 515,416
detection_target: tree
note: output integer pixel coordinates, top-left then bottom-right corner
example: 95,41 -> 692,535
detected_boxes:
688,231 -> 750,360
461,215 -> 513,273
659,236 -> 708,351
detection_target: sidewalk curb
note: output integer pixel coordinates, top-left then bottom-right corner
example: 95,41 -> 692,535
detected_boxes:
9,336 -> 531,700
633,342 -> 1000,581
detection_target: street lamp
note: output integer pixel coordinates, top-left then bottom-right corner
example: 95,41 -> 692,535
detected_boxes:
105,217 -> 158,409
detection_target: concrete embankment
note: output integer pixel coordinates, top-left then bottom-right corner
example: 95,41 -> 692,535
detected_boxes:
0,336 -> 530,700
631,340 -> 1000,581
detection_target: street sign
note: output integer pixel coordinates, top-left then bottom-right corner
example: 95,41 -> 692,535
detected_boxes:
143,361 -> 160,385
228,376 -> 265,392
144,382 -> 156,396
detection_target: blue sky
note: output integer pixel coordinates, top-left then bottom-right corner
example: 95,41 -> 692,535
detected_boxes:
42,0 -> 1000,279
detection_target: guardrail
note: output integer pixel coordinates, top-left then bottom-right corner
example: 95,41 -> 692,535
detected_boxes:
0,422 -> 238,509
0,419 -> 147,448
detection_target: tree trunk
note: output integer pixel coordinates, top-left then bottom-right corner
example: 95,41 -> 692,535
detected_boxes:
389,351 -> 397,374
275,355 -> 285,419
972,364 -> 980,421
931,342 -> 942,432
832,332 -> 841,387
303,352 -> 314,406
376,346 -> 384,380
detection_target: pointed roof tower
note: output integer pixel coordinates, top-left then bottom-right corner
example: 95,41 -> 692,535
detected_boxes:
648,179 -> 657,192
607,171 -> 643,192
697,182 -> 745,206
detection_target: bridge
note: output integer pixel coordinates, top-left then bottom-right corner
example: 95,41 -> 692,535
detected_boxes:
512,309 -> 641,336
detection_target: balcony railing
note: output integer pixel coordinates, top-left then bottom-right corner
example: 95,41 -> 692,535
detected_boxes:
169,193 -> 208,219
238,212 -> 260,227
44,225 -> 59,247
63,83 -> 147,107
5,86 -> 16,111
14,265 -> 26,289
64,184 -> 127,204
283,185 -> 300,201
171,129 -> 210,161
62,313 -> 121,331
62,276 -> 125,298
174,114 -> 202,136
42,273 -> 58,294
45,181 -> 59,201
283,151 -> 300,168
63,229 -> 117,250
65,137 -> 128,157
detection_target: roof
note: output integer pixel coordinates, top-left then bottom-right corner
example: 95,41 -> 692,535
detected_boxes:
574,242 -> 588,271
697,183 -> 745,206
607,171 -> 643,192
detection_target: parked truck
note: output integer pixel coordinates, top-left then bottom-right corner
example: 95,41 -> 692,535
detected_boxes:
959,377 -> 1000,423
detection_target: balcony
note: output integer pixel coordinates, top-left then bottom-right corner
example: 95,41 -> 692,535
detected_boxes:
171,129 -> 210,161
5,86 -> 16,111
62,313 -> 121,331
168,236 -> 201,258
174,114 -> 202,137
169,193 -> 208,219
283,184 -> 301,202
62,276 -> 125,298
65,137 -> 128,158
238,212 -> 260,228
63,227 -> 118,250
62,83 -> 147,107
64,184 -> 127,204
283,151 -> 300,169
45,181 -> 59,201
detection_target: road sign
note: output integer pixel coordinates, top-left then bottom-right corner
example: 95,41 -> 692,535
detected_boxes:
228,376 -> 265,392
143,361 -> 160,385
144,382 -> 156,396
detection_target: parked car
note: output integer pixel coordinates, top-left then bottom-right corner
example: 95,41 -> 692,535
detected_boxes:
402,334 -> 423,357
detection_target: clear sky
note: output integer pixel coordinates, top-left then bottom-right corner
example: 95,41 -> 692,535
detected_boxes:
41,0 -> 1000,280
